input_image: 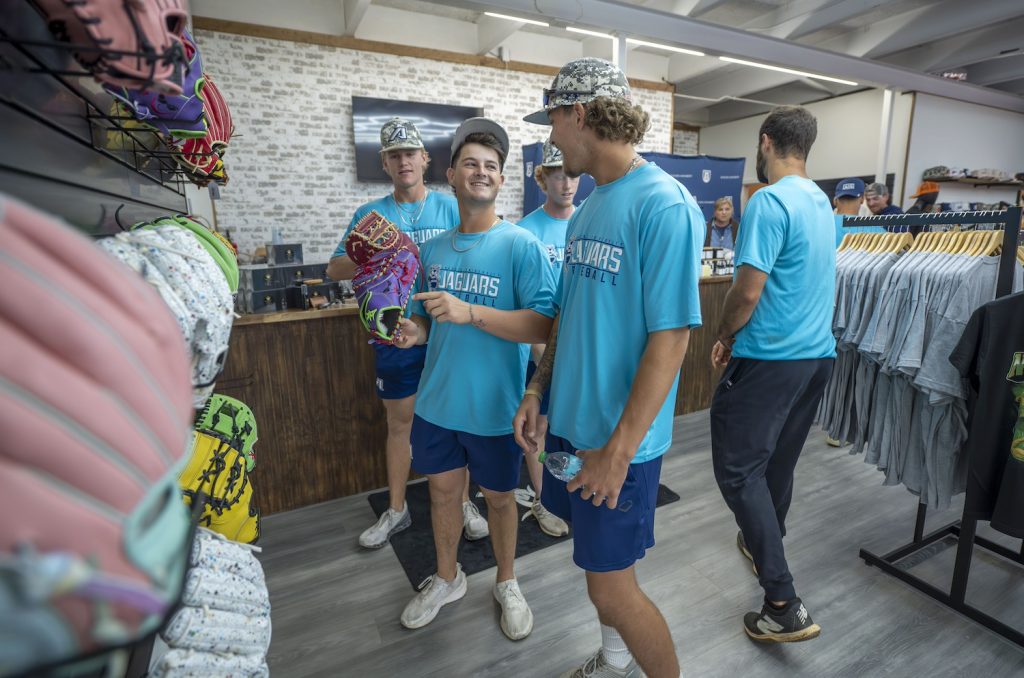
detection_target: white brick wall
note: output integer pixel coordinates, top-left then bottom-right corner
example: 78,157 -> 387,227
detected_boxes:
194,30 -> 673,262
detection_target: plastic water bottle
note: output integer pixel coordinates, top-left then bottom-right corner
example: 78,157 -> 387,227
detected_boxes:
538,450 -> 583,482
538,450 -> 634,512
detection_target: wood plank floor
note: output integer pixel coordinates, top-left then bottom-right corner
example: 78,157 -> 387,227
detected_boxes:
256,410 -> 1024,677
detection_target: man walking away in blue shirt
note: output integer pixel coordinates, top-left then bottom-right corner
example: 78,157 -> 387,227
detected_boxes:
710,106 -> 837,643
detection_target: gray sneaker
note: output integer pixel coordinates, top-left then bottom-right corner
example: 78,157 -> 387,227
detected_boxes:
559,650 -> 642,678
462,500 -> 489,541
525,499 -> 569,537
400,564 -> 467,629
358,504 -> 411,549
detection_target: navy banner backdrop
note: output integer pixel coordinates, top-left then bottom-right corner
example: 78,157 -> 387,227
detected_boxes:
520,143 -> 595,218
521,144 -> 745,224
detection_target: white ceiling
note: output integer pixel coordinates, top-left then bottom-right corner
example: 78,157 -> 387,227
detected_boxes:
192,0 -> 1024,125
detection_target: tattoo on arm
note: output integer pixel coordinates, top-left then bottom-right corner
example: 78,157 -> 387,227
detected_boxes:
527,319 -> 558,391
469,304 -> 486,329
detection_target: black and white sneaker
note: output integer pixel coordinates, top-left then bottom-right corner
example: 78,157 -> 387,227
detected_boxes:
736,531 -> 758,576
743,597 -> 820,643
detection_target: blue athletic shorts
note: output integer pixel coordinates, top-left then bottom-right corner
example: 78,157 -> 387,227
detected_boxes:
373,343 -> 427,400
411,415 -> 523,492
541,433 -> 662,572
524,360 -> 550,416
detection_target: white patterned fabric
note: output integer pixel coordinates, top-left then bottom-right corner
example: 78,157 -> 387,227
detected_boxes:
150,648 -> 270,678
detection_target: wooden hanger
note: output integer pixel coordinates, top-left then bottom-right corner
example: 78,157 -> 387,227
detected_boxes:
867,232 -> 888,254
888,232 -> 914,254
955,230 -> 980,256
982,229 -> 1004,257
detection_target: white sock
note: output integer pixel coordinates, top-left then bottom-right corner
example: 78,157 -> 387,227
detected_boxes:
600,624 -> 633,670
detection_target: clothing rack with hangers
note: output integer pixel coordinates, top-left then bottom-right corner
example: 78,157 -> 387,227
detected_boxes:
840,207 -> 1024,647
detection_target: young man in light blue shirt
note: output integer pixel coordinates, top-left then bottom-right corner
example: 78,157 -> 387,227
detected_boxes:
832,177 -> 884,248
393,118 -> 556,641
327,118 -> 489,550
518,58 -> 704,678
517,139 -> 579,539
710,106 -> 837,643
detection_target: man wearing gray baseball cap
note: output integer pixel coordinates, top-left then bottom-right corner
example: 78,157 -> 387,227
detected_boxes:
394,117 -> 557,642
516,57 -> 705,678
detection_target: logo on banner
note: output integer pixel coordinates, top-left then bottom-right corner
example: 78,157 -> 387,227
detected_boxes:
702,169 -> 712,183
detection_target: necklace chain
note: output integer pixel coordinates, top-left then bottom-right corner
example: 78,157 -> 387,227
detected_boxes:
450,217 -> 501,253
625,155 -> 642,176
392,191 -> 428,225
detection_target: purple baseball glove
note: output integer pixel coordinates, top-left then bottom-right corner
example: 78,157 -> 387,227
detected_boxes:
354,247 -> 421,344
105,29 -> 207,139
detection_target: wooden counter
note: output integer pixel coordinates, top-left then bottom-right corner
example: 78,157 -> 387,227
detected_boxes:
222,278 -> 731,514
218,303 -> 389,515
676,276 -> 730,415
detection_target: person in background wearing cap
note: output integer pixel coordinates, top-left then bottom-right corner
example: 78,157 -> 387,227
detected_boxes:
705,196 -> 739,250
832,178 -> 885,248
516,139 -> 578,539
517,57 -> 704,678
327,118 -> 490,550
710,106 -> 835,644
864,181 -> 903,219
392,118 -> 557,640
907,181 -> 940,214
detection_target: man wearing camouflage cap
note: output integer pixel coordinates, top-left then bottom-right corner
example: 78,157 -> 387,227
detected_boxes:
516,58 -> 705,678
328,117 -> 489,550
516,139 -> 578,539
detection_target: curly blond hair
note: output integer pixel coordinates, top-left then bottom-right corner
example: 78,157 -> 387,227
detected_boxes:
533,164 -> 558,190
583,97 -> 650,145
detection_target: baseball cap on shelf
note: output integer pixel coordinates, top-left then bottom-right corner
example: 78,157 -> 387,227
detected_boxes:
834,178 -> 864,198
910,181 -> 940,198
450,117 -> 510,166
524,57 -> 632,125
541,140 -> 563,167
379,117 -> 425,153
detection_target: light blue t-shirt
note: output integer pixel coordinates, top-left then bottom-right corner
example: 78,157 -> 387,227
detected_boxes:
410,221 -> 557,436
548,163 -> 705,464
833,214 -> 885,248
332,191 -> 459,258
518,207 -> 570,276
732,176 -> 837,361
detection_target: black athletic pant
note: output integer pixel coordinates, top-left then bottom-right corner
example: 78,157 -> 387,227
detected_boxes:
710,356 -> 833,602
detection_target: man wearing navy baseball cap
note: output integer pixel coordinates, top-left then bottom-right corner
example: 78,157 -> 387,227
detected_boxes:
833,177 -> 884,248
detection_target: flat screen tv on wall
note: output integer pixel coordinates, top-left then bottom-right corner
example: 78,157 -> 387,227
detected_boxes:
352,96 -> 484,184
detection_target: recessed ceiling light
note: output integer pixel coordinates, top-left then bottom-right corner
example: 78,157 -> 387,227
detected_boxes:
566,26 -> 614,39
483,12 -> 549,27
719,56 -> 857,86
625,38 -> 704,57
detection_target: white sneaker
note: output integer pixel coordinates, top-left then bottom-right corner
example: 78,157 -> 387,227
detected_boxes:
524,499 -> 569,537
400,565 -> 467,629
462,500 -> 489,541
493,579 -> 533,640
358,504 -> 411,549
560,650 -> 642,678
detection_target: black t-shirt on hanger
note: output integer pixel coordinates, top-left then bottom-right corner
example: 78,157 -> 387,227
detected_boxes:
949,291 -> 1024,538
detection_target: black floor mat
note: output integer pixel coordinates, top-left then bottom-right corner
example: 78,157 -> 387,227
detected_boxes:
367,466 -> 680,590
